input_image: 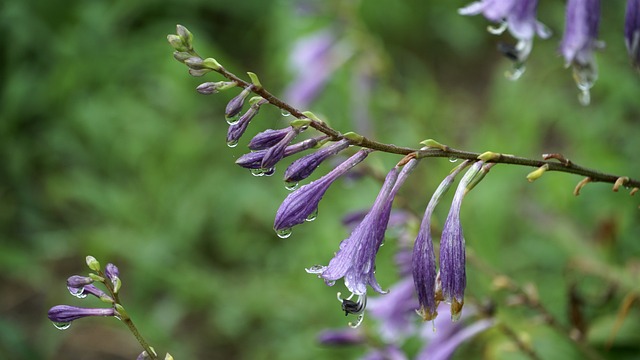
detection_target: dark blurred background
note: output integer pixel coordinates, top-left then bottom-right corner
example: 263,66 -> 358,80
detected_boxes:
1,0 -> 639,359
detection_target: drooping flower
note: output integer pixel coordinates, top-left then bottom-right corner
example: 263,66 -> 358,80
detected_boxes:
459,0 -> 550,78
225,86 -> 252,122
412,161 -> 469,321
104,263 -> 121,292
284,139 -> 351,183
66,275 -> 93,298
439,161 -> 483,321
274,149 -> 371,236
625,0 -> 640,69
307,159 -> 418,328
226,104 -> 262,147
560,0 -> 602,105
48,305 -> 116,324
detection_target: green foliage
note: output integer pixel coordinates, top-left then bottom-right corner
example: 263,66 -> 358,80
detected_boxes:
0,0 -> 638,359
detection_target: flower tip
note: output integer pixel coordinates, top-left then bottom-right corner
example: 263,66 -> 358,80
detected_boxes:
416,307 -> 438,322
450,298 -> 464,322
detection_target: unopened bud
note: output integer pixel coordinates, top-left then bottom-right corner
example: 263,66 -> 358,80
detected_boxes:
167,35 -> 187,52
526,164 -> 549,182
86,256 -> 100,272
173,51 -> 191,62
176,25 -> 193,49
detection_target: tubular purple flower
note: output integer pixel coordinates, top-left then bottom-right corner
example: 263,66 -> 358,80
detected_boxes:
439,161 -> 483,321
308,159 -> 418,299
104,263 -> 120,291
48,305 -> 116,324
284,139 -> 350,183
248,128 -> 292,150
82,284 -> 114,303
626,0 -> 640,69
261,127 -> 301,169
412,161 -> 469,321
66,275 -> 93,291
560,0 -> 602,105
367,278 -> 418,341
225,87 -> 252,119
236,136 -> 325,170
317,329 -> 365,346
274,149 -> 371,234
226,106 -> 260,146
459,0 -> 549,77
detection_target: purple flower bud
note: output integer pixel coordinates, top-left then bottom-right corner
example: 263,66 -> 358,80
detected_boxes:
439,162 -> 483,321
274,149 -> 371,234
560,0 -> 602,105
66,275 -> 94,298
248,128 -> 292,150
308,160 -> 418,298
47,305 -> 116,324
82,284 -> 113,302
261,127 -> 300,169
225,87 -> 252,119
105,263 -> 119,287
412,163 -> 467,321
626,0 -> 640,68
235,136 -> 324,170
317,329 -> 365,346
227,106 -> 260,146
284,139 -> 350,183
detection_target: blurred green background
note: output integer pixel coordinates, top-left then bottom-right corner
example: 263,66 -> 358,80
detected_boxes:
1,0 -> 639,359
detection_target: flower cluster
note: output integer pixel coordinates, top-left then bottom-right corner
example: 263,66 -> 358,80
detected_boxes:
460,0 -> 640,104
48,256 -> 119,329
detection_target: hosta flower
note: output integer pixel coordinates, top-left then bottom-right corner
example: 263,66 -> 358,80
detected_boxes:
274,149 -> 371,236
412,161 -> 468,321
226,106 -> 261,147
236,136 -> 325,170
459,0 -> 550,78
439,161 -> 483,321
367,278 -> 417,341
560,0 -> 602,105
284,139 -> 350,183
307,160 -> 418,326
626,0 -> 640,68
261,127 -> 301,169
48,305 -> 116,324
248,128 -> 292,150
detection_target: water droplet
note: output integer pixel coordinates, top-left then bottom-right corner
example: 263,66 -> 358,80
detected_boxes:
52,322 -> 71,330
300,125 -> 309,131
487,22 -> 507,35
250,168 -> 265,177
281,110 -> 291,117
226,139 -> 238,148
448,157 -> 458,163
67,286 -> 87,299
305,208 -> 318,222
263,167 -> 276,177
225,114 -> 240,125
578,88 -> 591,106
285,181 -> 299,191
505,62 -> 526,81
305,265 -> 325,274
275,228 -> 292,239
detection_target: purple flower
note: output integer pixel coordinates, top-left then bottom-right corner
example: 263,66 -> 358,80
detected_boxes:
274,149 -> 371,235
459,0 -> 550,72
226,106 -> 260,147
560,0 -> 602,105
317,328 -> 365,346
284,139 -> 350,183
66,275 -> 93,298
105,263 -> 120,291
626,0 -> 640,68
225,87 -> 252,120
307,159 -> 418,323
439,162 -> 483,321
48,305 -> 116,324
367,278 -> 418,342
248,128 -> 292,150
412,162 -> 468,321
261,127 -> 301,169
236,136 -> 325,170
82,284 -> 114,303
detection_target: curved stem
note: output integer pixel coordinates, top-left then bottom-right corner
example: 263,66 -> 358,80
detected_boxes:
205,63 -> 639,190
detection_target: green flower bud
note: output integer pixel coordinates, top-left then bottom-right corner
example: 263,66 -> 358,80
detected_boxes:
86,256 -> 100,271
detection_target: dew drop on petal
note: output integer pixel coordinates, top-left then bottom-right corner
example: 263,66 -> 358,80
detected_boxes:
347,314 -> 364,328
250,168 -> 265,177
226,139 -> 238,148
275,228 -> 292,239
305,265 -> 325,274
52,322 -> 71,330
284,181 -> 299,191
487,22 -> 507,35
225,114 -> 240,125
263,167 -> 276,177
67,286 -> 87,299
305,208 -> 318,222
